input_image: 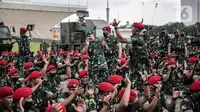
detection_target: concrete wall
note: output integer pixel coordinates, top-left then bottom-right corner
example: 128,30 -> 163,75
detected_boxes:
0,9 -> 73,38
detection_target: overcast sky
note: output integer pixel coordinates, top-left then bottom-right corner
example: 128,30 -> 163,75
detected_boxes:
32,0 -> 181,26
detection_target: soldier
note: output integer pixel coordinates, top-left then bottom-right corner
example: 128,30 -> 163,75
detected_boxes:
102,25 -> 122,76
78,54 -> 89,71
82,29 -> 109,84
180,80 -> 200,112
1,68 -> 24,90
26,71 -> 47,111
0,86 -> 14,112
169,30 -> 188,65
143,75 -> 180,112
111,19 -> 149,89
12,87 -> 39,112
158,28 -> 171,58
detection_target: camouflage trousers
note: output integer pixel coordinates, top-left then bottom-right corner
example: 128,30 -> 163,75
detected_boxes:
105,56 -> 117,76
16,56 -> 25,78
88,61 -> 109,85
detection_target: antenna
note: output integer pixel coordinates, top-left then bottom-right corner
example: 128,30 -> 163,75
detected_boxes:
142,2 -> 144,19
152,3 -> 158,25
106,0 -> 110,24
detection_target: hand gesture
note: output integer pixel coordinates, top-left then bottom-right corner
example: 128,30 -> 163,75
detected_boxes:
86,37 -> 90,45
155,87 -> 161,98
102,95 -> 112,106
18,97 -> 24,112
72,97 -> 87,112
86,86 -> 94,95
172,91 -> 180,99
111,18 -> 121,27
124,74 -> 131,86
52,103 -> 65,112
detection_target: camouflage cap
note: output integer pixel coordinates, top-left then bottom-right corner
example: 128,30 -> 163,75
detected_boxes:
85,29 -> 94,36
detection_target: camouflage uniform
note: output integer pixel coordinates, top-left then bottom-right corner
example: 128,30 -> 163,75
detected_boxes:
43,75 -> 61,100
104,35 -> 121,76
129,34 -> 149,89
158,33 -> 171,57
88,37 -> 109,85
170,36 -> 187,63
1,78 -> 24,91
180,95 -> 200,112
27,84 -> 48,111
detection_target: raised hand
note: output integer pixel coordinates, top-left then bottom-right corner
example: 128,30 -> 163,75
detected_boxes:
72,97 -> 87,112
18,97 -> 24,112
111,18 -> 121,27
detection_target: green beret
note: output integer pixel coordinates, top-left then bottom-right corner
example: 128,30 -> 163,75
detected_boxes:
85,29 -> 94,36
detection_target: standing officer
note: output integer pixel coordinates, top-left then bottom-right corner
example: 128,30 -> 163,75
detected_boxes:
102,25 -> 122,76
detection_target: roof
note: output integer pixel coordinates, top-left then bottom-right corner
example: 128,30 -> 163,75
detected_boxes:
0,0 -> 87,12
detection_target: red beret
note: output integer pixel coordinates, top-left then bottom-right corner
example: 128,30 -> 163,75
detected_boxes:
102,26 -> 111,31
28,71 -> 42,80
73,53 -> 80,57
188,57 -> 198,63
1,51 -> 8,55
149,76 -> 161,85
13,87 -> 32,100
167,60 -> 176,65
118,88 -> 137,102
20,27 -> 27,33
0,60 -> 7,65
120,58 -> 127,65
8,68 -> 17,77
8,52 -> 13,55
68,50 -> 73,53
62,51 -> 68,56
14,52 -> 19,55
37,50 -> 42,55
162,56 -> 169,61
47,65 -> 56,71
74,50 -> 79,54
67,79 -> 80,88
24,62 -> 33,69
133,22 -> 144,30
98,82 -> 114,92
0,86 -> 13,97
109,74 -> 123,84
190,80 -> 200,91
45,103 -> 66,112
39,55 -> 44,60
49,51 -> 54,56
7,62 -> 14,67
79,70 -> 88,78
169,54 -> 175,58
81,55 -> 88,60
151,52 -> 157,57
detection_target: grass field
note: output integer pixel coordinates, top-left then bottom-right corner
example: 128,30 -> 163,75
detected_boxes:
12,41 -> 41,53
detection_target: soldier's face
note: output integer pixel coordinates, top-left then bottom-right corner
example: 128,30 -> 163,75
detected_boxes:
3,95 -> 13,107
80,75 -> 89,84
10,72 -> 19,78
87,34 -> 95,41
103,30 -> 110,37
50,69 -> 56,74
153,81 -> 162,89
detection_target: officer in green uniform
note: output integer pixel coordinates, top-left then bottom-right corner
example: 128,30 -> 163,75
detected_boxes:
169,30 -> 187,64
82,29 -> 109,85
158,28 -> 171,58
102,25 -> 122,76
111,19 -> 149,89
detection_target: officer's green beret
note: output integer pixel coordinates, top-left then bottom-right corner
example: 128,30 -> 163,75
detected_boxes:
85,29 -> 94,36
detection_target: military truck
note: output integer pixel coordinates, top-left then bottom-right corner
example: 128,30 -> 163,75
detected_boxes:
0,21 -> 16,53
60,10 -> 108,51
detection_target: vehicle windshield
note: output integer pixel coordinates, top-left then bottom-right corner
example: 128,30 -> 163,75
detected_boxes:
0,27 -> 11,38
